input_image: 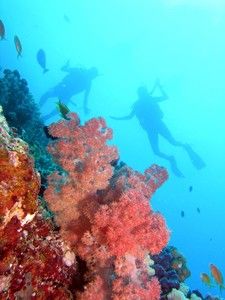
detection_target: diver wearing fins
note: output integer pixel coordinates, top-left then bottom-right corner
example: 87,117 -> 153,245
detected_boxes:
110,79 -> 205,177
39,60 -> 99,121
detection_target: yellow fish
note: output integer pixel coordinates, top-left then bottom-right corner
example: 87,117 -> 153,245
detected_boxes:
171,259 -> 183,270
56,100 -> 70,119
0,20 -> 6,40
14,35 -> 22,57
210,264 -> 224,291
200,273 -> 212,287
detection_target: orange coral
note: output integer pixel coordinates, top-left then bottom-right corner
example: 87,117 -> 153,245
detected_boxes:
0,107 -> 75,299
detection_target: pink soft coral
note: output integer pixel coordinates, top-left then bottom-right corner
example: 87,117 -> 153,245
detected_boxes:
83,193 -> 168,259
45,113 -> 118,245
45,113 -> 169,299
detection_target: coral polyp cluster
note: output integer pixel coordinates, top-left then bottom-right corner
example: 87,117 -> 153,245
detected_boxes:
0,69 -> 55,180
44,112 -> 169,299
152,246 -> 191,298
0,106 -> 75,298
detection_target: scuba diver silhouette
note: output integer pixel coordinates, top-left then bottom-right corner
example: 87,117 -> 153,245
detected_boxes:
111,79 -> 205,177
39,61 -> 99,121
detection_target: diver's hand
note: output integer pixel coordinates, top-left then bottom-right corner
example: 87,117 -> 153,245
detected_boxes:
150,79 -> 161,95
110,115 -> 120,120
61,60 -> 70,71
155,78 -> 163,87
155,78 -> 160,85
65,59 -> 70,68
156,79 -> 165,91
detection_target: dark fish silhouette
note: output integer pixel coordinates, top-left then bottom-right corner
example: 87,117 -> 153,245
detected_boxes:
189,186 -> 193,192
63,14 -> 71,23
197,207 -> 200,213
14,35 -> 22,57
0,20 -> 6,40
36,49 -> 49,73
181,210 -> 185,218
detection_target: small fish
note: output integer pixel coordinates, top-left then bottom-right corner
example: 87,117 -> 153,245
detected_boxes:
200,273 -> 212,287
14,35 -> 22,57
36,49 -> 49,73
0,20 -> 6,40
210,264 -> 224,291
189,186 -> 193,192
171,259 -> 183,270
63,14 -> 71,23
56,100 -> 70,119
181,210 -> 185,218
197,207 -> 200,213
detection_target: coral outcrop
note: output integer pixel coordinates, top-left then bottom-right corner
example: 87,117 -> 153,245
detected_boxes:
152,246 -> 191,298
0,101 -> 222,299
0,106 -> 75,299
0,69 -> 55,180
0,78 -> 219,298
44,112 -> 170,299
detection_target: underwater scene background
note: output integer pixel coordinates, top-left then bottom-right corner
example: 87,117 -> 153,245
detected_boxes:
0,0 -> 225,299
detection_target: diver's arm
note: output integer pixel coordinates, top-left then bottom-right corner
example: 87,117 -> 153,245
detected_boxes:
155,85 -> 168,102
150,80 -> 158,95
61,60 -> 71,73
83,86 -> 91,114
110,110 -> 135,120
151,79 -> 168,102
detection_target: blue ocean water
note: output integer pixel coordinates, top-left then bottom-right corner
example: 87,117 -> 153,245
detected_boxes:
1,0 -> 225,297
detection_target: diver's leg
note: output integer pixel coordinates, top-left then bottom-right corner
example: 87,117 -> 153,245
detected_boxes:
158,122 -> 205,169
158,122 -> 185,147
39,83 -> 65,107
146,129 -> 185,177
39,89 -> 56,107
183,144 -> 206,169
41,109 -> 59,123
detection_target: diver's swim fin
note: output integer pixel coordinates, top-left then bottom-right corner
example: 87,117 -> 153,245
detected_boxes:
184,144 -> 206,169
169,156 -> 185,178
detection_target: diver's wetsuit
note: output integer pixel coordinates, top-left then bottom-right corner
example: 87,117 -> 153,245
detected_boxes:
111,85 -> 205,177
133,94 -> 187,177
40,67 -> 98,121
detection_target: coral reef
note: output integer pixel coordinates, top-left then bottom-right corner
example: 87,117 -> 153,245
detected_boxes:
0,69 -> 55,180
167,287 -> 202,300
152,246 -> 191,298
0,70 -> 34,128
0,88 -> 221,299
0,105 -> 170,299
0,69 -> 60,222
0,106 -> 76,299
170,246 -> 191,282
44,112 -> 170,299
